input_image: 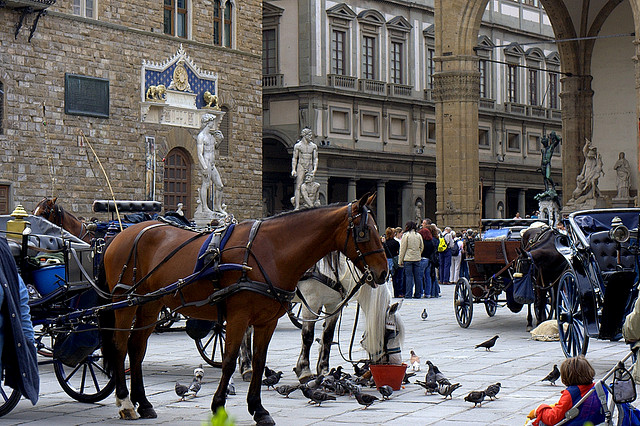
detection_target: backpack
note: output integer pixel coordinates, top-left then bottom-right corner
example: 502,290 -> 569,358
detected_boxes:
437,237 -> 447,253
618,402 -> 640,426
450,239 -> 460,256
565,385 -> 607,426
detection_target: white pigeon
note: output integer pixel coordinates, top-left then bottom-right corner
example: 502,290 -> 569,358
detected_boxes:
410,350 -> 421,371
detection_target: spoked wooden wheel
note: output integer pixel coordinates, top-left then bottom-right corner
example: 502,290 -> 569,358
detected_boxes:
454,277 -> 473,328
556,271 -> 589,357
195,322 -> 226,367
0,379 -> 21,417
54,350 -> 115,403
484,292 -> 498,317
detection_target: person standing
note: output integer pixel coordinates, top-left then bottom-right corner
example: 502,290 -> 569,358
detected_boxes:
439,227 -> 453,284
449,231 -> 463,283
393,227 -> 404,297
428,225 -> 441,297
418,219 -> 434,298
398,221 -> 423,299
383,227 -> 401,297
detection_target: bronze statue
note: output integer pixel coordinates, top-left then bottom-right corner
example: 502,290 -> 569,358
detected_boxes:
534,131 -> 561,203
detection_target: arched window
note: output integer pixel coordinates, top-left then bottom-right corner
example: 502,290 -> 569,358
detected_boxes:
213,0 -> 222,45
164,148 -> 192,216
219,106 -> 230,156
223,1 -> 232,47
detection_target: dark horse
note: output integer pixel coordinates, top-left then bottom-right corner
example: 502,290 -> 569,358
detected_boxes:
99,195 -> 387,424
33,197 -> 94,243
517,223 -> 569,325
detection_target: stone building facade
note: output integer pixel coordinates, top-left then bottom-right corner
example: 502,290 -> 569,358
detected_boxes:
0,0 -> 263,220
262,0 -> 561,230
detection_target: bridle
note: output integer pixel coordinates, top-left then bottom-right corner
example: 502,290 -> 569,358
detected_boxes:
344,202 -> 385,286
35,200 -> 61,225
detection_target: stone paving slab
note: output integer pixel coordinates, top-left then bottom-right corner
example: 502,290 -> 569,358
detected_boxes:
1,283 -> 634,425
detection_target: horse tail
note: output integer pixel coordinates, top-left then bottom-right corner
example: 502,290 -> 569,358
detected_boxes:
96,248 -> 116,375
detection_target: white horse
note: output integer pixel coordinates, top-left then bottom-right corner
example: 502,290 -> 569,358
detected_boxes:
293,252 -> 405,383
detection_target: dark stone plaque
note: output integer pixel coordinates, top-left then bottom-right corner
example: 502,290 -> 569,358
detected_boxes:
64,74 -> 109,118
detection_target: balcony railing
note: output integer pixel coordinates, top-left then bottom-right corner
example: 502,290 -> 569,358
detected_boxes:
262,74 -> 283,88
528,105 -> 547,118
479,98 -> 495,110
359,79 -> 386,95
548,109 -> 562,120
505,102 -> 526,115
328,74 -> 357,90
423,89 -> 433,101
388,83 -> 413,98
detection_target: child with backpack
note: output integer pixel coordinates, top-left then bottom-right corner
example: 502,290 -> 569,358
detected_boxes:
527,355 -> 605,426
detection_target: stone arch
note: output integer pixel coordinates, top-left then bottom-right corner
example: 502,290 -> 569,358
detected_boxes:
262,133 -> 294,215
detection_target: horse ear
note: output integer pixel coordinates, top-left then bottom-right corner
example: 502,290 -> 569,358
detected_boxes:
357,192 -> 377,209
52,197 -> 58,204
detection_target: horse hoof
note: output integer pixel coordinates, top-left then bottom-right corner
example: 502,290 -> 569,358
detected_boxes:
255,413 -> 276,425
138,406 -> 157,419
526,325 -> 533,332
242,369 -> 253,382
118,408 -> 140,420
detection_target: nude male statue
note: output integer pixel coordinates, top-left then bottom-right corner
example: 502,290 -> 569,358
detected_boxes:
291,127 -> 318,210
197,114 -> 224,213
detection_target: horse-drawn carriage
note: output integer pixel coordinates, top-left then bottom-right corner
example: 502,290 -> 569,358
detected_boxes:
454,218 -> 547,329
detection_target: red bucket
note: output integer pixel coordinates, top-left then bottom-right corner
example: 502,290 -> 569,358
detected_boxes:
369,363 -> 407,391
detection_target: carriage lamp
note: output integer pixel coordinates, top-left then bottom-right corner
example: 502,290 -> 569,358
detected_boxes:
609,216 -> 630,243
6,204 -> 29,242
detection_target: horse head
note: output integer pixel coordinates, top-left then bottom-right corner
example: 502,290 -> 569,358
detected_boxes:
358,283 -> 404,364
33,197 -> 61,225
343,193 -> 388,286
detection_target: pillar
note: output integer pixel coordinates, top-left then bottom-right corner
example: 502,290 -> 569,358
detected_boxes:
347,178 -> 357,202
315,174 -> 329,206
518,189 -> 526,217
376,180 -> 387,231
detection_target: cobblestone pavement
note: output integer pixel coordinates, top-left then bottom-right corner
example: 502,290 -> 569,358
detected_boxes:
2,283 -> 633,425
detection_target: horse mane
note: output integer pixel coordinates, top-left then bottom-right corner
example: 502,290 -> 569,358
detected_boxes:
262,202 -> 347,221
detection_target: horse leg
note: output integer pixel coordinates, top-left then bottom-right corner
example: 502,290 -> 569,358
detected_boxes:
294,318 -> 314,383
247,322 -> 278,426
316,315 -> 339,377
526,303 -> 533,332
212,320 -> 248,413
128,303 -> 162,419
111,307 -> 139,420
238,327 -> 253,382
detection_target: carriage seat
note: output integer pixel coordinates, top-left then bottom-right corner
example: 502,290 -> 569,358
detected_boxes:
588,231 -> 635,275
92,200 -> 162,213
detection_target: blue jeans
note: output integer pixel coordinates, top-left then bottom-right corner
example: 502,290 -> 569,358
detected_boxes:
403,261 -> 422,298
460,257 -> 469,279
419,258 -> 431,297
439,250 -> 452,283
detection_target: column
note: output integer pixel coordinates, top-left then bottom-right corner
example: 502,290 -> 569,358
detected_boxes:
347,178 -> 357,202
494,186 -> 507,219
376,180 -> 387,231
315,174 -> 329,206
518,189 -> 526,216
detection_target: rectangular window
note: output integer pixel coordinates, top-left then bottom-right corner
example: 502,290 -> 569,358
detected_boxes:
549,72 -> 559,109
262,29 -> 277,75
426,48 -> 435,90
479,59 -> 487,98
528,69 -> 538,105
0,184 -> 8,215
73,0 -> 96,18
362,36 -> 375,80
332,30 -> 346,75
223,1 -> 232,47
507,132 -> 520,151
507,64 -> 518,103
479,128 -> 490,148
213,0 -> 221,45
164,0 -> 187,38
426,121 -> 436,143
528,134 -> 540,153
390,41 -> 403,84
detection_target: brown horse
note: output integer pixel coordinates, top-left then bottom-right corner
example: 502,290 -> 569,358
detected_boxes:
99,195 -> 387,424
33,197 -> 94,243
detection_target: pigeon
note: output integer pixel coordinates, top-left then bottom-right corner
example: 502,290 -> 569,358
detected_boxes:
485,382 -> 501,400
263,371 -> 283,389
410,350 -> 421,371
188,377 -> 201,396
353,362 -> 370,377
193,364 -> 204,382
329,366 -> 343,381
421,308 -> 428,320
175,381 -> 189,399
306,374 -> 325,389
378,385 -> 393,400
426,361 -> 450,385
541,364 -> 560,386
301,385 -> 336,406
275,384 -> 300,397
415,379 -> 438,394
437,382 -> 462,399
226,377 -> 236,396
403,372 -> 416,384
464,390 -> 486,407
264,366 -> 277,378
354,390 -> 378,408
475,335 -> 499,351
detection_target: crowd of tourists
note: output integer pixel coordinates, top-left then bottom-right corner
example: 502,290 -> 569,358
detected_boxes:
381,219 -> 478,299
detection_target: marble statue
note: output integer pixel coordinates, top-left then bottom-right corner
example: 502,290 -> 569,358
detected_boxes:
614,151 -> 631,199
534,131 -> 561,202
197,114 -> 224,214
300,174 -> 321,208
291,127 -> 318,210
565,139 -> 604,210
414,200 -> 423,224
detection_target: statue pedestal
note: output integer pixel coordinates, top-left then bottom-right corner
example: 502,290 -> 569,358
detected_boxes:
562,196 -> 607,214
611,197 -> 634,208
538,199 -> 561,227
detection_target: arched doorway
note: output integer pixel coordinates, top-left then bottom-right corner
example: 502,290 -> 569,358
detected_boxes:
262,137 -> 293,216
164,147 -> 192,217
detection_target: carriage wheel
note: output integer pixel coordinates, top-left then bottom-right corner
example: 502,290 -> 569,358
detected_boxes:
537,287 -> 556,322
454,277 -> 473,328
287,302 -> 304,329
484,293 -> 498,317
556,271 -> 589,357
195,321 -> 226,368
54,350 -> 115,403
0,381 -> 21,417
155,306 -> 180,332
